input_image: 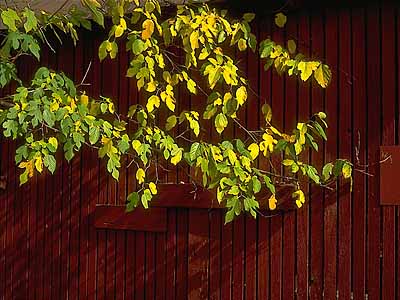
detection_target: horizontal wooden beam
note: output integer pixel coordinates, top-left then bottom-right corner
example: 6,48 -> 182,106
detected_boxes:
151,183 -> 297,210
94,205 -> 167,232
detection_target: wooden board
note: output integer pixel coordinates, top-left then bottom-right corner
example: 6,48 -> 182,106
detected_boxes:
94,206 -> 167,232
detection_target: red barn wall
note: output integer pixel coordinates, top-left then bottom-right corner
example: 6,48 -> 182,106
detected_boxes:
1,3 -> 400,299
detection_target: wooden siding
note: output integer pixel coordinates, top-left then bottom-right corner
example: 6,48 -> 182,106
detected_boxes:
1,3 -> 400,299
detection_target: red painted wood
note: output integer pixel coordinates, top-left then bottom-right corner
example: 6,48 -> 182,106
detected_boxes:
309,12 -> 325,300
296,12 -> 311,300
94,206 -> 167,232
323,9 -> 339,300
145,232 -> 156,300
0,4 -> 400,299
366,6 -> 382,300
337,8 -> 352,300
244,19 -> 259,300
165,209 -> 177,300
188,209 -> 209,299
282,15 -> 298,300
380,5 -> 396,300
257,17 -> 272,300
351,7 -> 367,300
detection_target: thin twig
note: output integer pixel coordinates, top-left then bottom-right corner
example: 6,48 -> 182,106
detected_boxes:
79,61 -> 92,86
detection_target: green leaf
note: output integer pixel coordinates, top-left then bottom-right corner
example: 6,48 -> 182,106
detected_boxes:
215,113 -> 228,134
43,155 -> 56,174
165,115 -> 177,131
314,64 -> 331,88
1,9 -> 21,32
141,189 -> 152,208
190,142 -> 201,162
132,39 -> 146,55
243,13 -> 256,22
126,192 -> 140,212
261,103 -> 272,123
23,8 -> 37,33
287,39 -> 297,54
99,41 -> 108,61
89,126 -> 100,144
322,162 -> 333,181
252,176 -> 261,193
274,12 -> 287,28
264,175 -> 275,194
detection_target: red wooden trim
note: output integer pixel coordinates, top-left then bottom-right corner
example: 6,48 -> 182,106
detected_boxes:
94,206 -> 167,232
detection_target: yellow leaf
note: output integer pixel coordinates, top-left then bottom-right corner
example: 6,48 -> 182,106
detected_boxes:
115,25 -> 124,38
48,137 -> 58,150
149,182 -> 157,195
314,64 -> 331,88
142,19 -> 155,40
247,143 -> 259,160
146,95 -> 160,112
132,140 -> 142,153
80,94 -> 89,106
190,30 -> 199,50
146,81 -> 157,92
268,194 -> 277,210
292,190 -> 305,208
19,160 -> 34,177
298,61 -> 320,81
171,149 -> 182,165
35,156 -> 43,173
238,38 -> 247,51
259,133 -> 277,155
165,95 -> 175,112
287,39 -> 296,54
136,168 -> 145,184
342,163 -> 352,179
275,12 -> 287,28
108,102 -> 115,114
236,86 -> 247,105
49,100 -> 59,112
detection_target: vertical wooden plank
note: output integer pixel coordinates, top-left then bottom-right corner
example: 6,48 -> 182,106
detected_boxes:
135,231 -> 146,300
96,35 -> 107,300
187,65 -> 209,300
244,19 -> 259,300
231,43 -> 246,300
257,17 -> 271,300
351,7 -> 367,300
176,209 -> 189,300
2,137 -> 15,299
89,34 -> 102,300
323,9 -> 339,300
165,209 -> 177,300
270,16 -> 285,300
309,12 -> 326,300
146,232 -> 156,300
57,40 -> 74,300
101,43 -> 119,300
296,12 -> 311,300
125,55 -> 137,300
67,39 -> 82,300
381,5 -> 396,300
208,210 -> 221,300
0,92 -> 7,300
116,38 -> 129,300
188,210 -> 209,299
337,9 -> 352,300
366,5 -> 382,300
282,15 -> 298,300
